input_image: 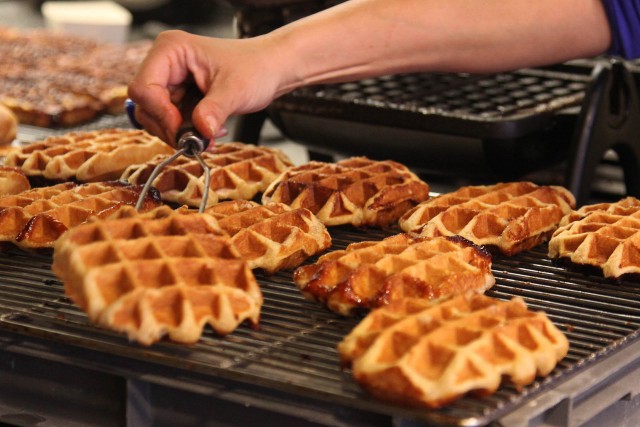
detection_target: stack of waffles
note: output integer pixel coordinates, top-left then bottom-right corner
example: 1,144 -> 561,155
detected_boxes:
53,206 -> 262,345
0,26 -> 150,126
548,197 -> 640,278
122,142 -> 294,208
0,181 -> 161,250
204,200 -> 331,273
0,166 -> 30,197
4,129 -> 174,183
399,182 -> 575,255
338,293 -> 569,408
294,233 -> 494,315
262,157 -> 430,227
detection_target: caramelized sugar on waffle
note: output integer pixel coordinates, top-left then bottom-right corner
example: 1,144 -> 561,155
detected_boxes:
52,205 -> 262,345
204,200 -> 331,273
548,197 -> 640,278
399,182 -> 575,255
0,27 -> 150,126
0,68 -> 103,127
338,293 -> 569,408
122,142 -> 293,208
293,233 -> 494,315
4,129 -> 174,182
262,157 -> 430,227
0,181 -> 161,250
0,166 -> 30,197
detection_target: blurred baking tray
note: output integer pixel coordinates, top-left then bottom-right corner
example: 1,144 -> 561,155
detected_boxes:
1,225 -> 640,426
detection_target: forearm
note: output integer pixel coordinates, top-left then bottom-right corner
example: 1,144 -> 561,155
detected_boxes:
268,0 -> 611,92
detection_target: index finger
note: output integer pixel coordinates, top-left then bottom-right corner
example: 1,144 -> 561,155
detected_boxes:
127,32 -> 193,144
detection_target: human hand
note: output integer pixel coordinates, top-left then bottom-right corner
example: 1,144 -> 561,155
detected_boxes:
128,30 -> 289,147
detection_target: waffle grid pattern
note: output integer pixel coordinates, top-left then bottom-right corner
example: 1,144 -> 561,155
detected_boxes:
338,293 -> 569,408
52,206 -> 262,346
548,197 -> 640,278
5,128 -> 173,182
205,200 -> 331,273
399,182 -> 575,255
122,142 -> 294,208
0,181 -> 160,250
294,233 -> 494,315
262,157 -> 430,227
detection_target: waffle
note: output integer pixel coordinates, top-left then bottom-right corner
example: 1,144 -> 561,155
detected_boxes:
204,200 -> 331,273
56,40 -> 152,114
0,68 -> 103,127
121,142 -> 294,208
338,293 -> 569,408
0,27 -> 149,126
4,129 -> 174,182
548,197 -> 640,278
262,157 -> 430,227
293,233 -> 494,315
0,181 -> 161,250
52,205 -> 262,345
0,166 -> 30,197
0,103 -> 18,146
399,182 -> 575,255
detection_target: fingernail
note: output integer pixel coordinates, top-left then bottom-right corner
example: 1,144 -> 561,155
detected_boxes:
215,126 -> 228,138
205,116 -> 219,139
165,128 -> 177,147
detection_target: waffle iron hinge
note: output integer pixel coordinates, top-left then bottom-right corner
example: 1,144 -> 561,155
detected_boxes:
566,58 -> 640,206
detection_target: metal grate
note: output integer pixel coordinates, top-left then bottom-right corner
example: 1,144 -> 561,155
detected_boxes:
273,68 -> 590,139
1,226 -> 639,426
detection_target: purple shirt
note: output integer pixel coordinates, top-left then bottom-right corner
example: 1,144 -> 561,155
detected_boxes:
602,0 -> 640,58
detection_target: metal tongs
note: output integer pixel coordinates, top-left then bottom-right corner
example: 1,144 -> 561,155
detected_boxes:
125,93 -> 211,213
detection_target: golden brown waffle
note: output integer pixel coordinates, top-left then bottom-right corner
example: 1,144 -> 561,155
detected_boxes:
0,181 -> 161,250
548,197 -> 640,278
4,129 -> 174,182
293,233 -> 494,315
52,205 -> 262,345
262,157 -> 430,227
0,27 -> 149,126
338,293 -> 569,408
0,103 -> 18,146
204,200 -> 331,273
0,166 -> 30,197
399,182 -> 575,255
121,142 -> 294,208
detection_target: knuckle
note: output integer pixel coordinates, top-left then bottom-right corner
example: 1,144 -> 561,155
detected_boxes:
126,82 -> 143,101
157,29 -> 188,44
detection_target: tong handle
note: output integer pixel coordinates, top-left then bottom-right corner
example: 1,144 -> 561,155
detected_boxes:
177,126 -> 209,157
124,84 -> 210,155
176,84 -> 210,156
127,81 -> 212,213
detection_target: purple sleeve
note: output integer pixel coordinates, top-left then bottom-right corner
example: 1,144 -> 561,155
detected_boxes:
602,0 -> 640,59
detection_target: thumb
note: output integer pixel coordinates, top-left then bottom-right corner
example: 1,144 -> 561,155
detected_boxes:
192,96 -> 231,143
